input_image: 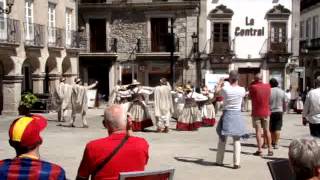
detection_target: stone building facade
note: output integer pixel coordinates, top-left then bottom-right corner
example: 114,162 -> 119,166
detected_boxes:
300,0 -> 320,89
0,0 -> 80,115
203,0 -> 300,90
78,0 -> 203,99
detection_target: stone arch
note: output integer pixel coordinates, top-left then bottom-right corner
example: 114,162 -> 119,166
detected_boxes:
21,58 -> 38,93
62,57 -> 72,74
45,57 -> 58,74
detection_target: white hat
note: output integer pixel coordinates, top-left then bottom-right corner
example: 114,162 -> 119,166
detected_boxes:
131,79 -> 141,86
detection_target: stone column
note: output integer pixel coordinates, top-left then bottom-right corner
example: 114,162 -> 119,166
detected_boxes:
2,75 -> 23,116
48,74 -> 61,110
32,73 -> 45,94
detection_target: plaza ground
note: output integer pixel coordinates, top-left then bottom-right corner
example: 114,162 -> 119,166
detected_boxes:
0,109 -> 311,180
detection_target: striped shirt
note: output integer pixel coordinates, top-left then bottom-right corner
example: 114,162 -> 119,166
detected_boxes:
0,158 -> 66,180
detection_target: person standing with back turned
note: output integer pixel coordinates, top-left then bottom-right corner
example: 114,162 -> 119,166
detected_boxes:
215,70 -> 247,169
249,73 -> 273,156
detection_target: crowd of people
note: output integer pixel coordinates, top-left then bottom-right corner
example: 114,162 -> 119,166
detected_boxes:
0,73 -> 320,179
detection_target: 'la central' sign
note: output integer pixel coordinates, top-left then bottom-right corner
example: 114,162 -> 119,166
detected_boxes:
235,17 -> 265,36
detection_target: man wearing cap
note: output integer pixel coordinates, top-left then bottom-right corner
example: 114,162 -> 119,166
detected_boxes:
0,115 -> 66,179
69,78 -> 98,128
154,78 -> 174,133
55,77 -> 72,122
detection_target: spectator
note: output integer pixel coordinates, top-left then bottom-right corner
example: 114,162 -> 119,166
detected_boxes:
0,115 -> 66,179
215,70 -> 247,169
289,138 -> 320,180
285,89 -> 291,114
269,78 -> 286,149
303,76 -> 320,138
249,73 -> 273,156
76,104 -> 149,180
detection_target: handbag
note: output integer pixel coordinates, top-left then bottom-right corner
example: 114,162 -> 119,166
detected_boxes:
91,134 -> 130,178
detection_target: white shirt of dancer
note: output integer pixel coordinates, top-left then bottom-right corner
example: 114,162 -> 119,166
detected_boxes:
185,92 -> 208,101
154,84 -> 174,117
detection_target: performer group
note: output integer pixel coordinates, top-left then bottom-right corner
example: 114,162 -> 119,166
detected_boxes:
55,76 -> 219,132
107,78 -> 218,133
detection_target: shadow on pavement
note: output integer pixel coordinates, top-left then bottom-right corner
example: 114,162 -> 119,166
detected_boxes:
262,157 -> 288,161
209,148 -> 252,155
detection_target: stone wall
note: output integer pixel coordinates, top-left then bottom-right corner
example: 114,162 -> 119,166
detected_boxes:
109,11 -> 147,54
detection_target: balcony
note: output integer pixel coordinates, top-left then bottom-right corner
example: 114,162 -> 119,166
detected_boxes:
260,38 -> 291,63
300,38 -> 320,51
136,37 -> 180,59
209,39 -> 234,55
24,23 -> 45,48
66,30 -> 87,50
80,37 -> 118,57
0,17 -> 20,47
48,27 -> 65,49
208,39 -> 234,64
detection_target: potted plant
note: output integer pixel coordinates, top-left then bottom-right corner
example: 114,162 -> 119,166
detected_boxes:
19,92 -> 38,115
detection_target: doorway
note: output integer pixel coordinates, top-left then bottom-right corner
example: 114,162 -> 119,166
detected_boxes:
90,19 -> 106,52
238,68 -> 260,89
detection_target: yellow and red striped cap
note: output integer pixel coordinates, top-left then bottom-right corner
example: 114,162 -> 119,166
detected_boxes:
9,114 -> 47,148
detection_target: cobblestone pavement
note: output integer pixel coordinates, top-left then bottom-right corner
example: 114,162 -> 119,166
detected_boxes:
0,108 -> 311,180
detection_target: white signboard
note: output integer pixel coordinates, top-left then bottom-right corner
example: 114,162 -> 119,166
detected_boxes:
205,73 -> 229,91
87,89 -> 97,108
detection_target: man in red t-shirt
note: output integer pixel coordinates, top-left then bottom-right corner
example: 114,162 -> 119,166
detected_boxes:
249,73 -> 273,156
76,105 -> 149,180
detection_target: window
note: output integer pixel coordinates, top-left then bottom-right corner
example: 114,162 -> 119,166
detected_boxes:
313,16 -> 319,39
213,23 -> 229,42
65,9 -> 73,46
48,3 -> 56,44
151,18 -> 169,52
300,21 -> 305,39
270,22 -> 286,43
0,0 -> 7,40
25,0 -> 34,41
306,18 -> 311,39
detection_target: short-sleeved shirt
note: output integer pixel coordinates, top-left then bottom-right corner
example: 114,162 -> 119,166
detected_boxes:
270,87 -> 286,112
0,158 -> 66,180
221,85 -> 246,111
77,133 -> 149,180
249,81 -> 271,117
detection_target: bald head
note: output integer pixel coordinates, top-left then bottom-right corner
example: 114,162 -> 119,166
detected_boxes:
104,104 -> 127,131
254,73 -> 262,81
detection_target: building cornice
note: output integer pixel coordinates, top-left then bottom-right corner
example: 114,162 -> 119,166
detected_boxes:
79,1 -> 200,11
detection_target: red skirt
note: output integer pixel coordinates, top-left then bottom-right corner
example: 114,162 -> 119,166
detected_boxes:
132,118 -> 153,131
202,118 -> 216,127
176,121 -> 201,131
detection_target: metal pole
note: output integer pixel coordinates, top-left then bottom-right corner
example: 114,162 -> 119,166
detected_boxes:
170,18 -> 175,86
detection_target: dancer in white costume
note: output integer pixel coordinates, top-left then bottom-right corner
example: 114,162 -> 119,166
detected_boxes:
127,80 -> 154,131
69,78 -> 98,128
176,85 -> 208,131
154,78 -> 174,133
55,77 -> 72,122
172,86 -> 185,119
108,80 -> 131,113
200,85 -> 216,126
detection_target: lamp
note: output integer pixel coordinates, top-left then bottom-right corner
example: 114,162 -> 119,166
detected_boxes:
191,32 -> 198,54
0,0 -> 14,14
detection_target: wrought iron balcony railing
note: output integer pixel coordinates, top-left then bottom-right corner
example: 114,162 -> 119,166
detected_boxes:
24,22 -> 45,47
260,38 -> 291,56
136,36 -> 179,53
0,17 -> 20,45
66,30 -> 87,49
48,27 -> 65,48
209,38 -> 234,55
